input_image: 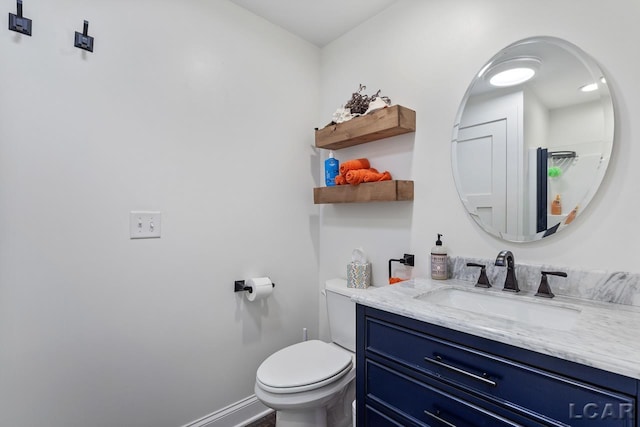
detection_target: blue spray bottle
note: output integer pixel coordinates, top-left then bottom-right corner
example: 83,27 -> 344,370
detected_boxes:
325,151 -> 339,186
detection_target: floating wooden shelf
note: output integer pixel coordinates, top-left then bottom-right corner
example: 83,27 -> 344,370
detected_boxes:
315,105 -> 416,150
313,180 -> 414,204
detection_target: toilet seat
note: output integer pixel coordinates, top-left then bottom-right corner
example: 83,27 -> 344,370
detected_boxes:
256,340 -> 352,394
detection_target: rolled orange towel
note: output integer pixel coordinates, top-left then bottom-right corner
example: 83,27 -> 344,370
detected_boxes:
363,170 -> 392,182
389,277 -> 406,284
345,168 -> 379,185
334,175 -> 346,185
340,158 -> 370,176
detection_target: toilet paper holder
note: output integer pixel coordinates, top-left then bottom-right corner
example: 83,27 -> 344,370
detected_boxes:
234,279 -> 276,293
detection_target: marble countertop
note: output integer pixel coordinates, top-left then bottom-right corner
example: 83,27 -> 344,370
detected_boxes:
351,278 -> 640,380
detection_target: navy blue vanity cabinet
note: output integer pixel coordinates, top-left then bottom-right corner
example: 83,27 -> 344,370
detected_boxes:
356,305 -> 639,427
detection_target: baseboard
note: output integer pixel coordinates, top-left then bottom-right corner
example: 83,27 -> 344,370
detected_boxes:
180,395 -> 273,427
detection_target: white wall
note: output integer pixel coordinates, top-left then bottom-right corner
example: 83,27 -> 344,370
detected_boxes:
318,0 -> 640,338
0,1 -> 320,426
548,100 -> 608,149
4,0 -> 640,424
523,87 -> 549,151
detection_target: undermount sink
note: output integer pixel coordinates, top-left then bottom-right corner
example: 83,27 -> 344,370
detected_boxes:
415,288 -> 581,331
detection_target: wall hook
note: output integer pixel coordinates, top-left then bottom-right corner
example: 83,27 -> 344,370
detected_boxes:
74,20 -> 94,52
8,0 -> 32,36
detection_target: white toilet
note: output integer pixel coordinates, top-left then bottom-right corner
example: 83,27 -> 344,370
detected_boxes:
254,279 -> 367,427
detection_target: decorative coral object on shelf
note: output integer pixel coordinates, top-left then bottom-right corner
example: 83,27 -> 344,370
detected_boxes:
315,84 -> 415,150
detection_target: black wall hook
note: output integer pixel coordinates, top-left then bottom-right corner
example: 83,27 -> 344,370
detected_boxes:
74,20 -> 94,52
8,0 -> 32,36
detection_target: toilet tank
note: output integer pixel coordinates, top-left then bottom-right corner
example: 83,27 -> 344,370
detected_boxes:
325,279 -> 370,352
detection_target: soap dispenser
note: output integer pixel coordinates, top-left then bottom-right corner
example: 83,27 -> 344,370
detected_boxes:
431,233 -> 448,280
324,151 -> 339,186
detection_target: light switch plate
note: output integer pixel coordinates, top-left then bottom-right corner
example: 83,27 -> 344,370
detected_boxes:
130,211 -> 161,239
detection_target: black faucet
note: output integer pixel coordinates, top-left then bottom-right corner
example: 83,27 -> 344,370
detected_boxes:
466,263 -> 491,288
495,250 -> 519,292
535,271 -> 567,298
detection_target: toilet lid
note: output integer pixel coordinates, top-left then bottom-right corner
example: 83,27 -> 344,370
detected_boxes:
256,340 -> 353,393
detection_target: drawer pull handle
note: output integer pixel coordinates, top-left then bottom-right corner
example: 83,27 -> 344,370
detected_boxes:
424,355 -> 497,387
424,409 -> 457,427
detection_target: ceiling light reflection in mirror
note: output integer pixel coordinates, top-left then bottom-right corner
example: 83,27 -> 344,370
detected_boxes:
483,57 -> 541,87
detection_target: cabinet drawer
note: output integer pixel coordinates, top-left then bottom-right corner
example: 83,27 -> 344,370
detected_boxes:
366,360 -> 535,426
366,318 -> 635,426
364,404 -> 410,427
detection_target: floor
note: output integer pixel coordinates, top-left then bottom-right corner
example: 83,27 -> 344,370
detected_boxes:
245,411 -> 276,427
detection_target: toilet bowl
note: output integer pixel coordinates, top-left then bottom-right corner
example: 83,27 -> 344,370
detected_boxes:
255,340 -> 355,426
254,279 -> 367,427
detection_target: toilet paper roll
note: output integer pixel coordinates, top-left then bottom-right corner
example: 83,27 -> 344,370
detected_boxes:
245,277 -> 273,302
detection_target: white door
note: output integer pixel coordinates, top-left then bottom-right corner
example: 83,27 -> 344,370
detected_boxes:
456,91 -> 524,237
456,120 -> 509,234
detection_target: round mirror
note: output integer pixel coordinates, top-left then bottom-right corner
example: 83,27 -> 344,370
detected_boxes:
452,36 -> 614,242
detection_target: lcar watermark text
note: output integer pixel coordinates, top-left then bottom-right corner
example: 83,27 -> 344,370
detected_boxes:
569,403 -> 634,420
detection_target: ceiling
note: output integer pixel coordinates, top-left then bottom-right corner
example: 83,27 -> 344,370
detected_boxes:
228,0 -> 398,47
